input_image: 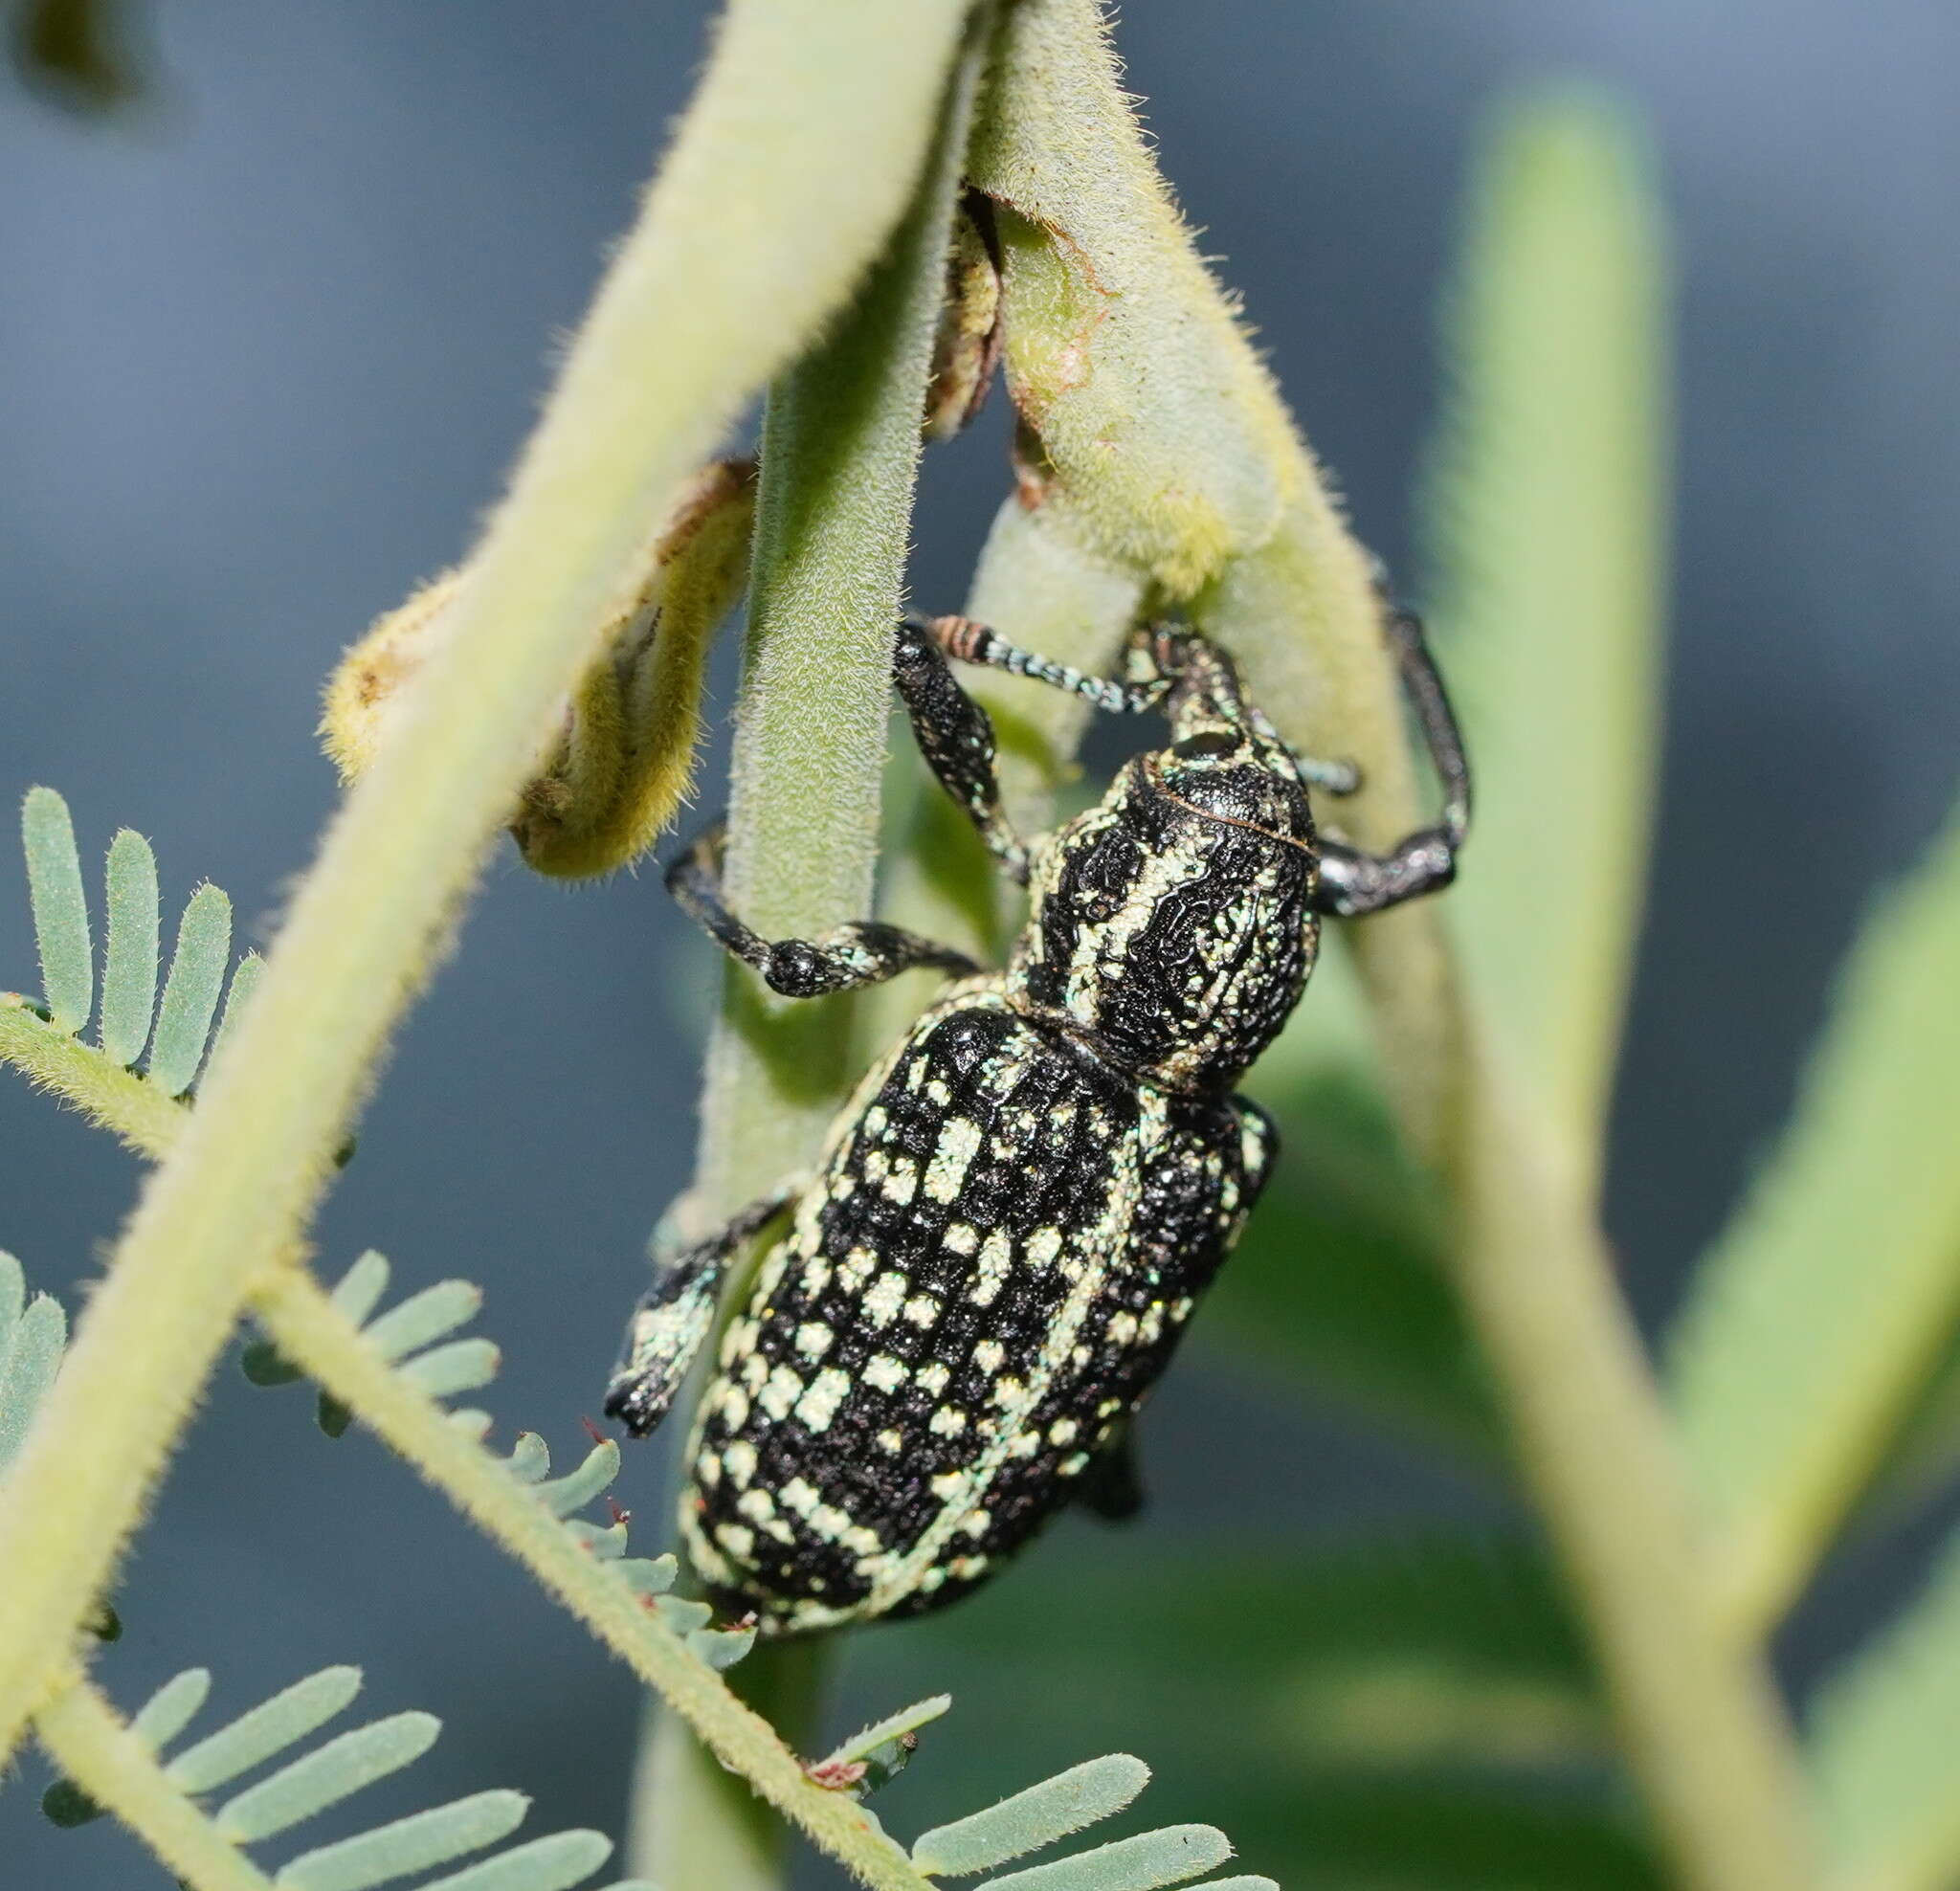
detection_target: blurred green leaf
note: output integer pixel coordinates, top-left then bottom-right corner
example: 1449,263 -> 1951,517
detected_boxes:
1212,1064 -> 1503,1465
1856,1324 -> 1960,1526
1808,1521 -> 1960,1891
1181,1778 -> 1659,1891
1668,804 -> 1960,1636
855,1540 -> 1636,1891
1418,85 -> 1670,1198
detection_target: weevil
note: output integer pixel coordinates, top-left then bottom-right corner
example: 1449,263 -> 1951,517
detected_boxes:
605,604 -> 1469,1634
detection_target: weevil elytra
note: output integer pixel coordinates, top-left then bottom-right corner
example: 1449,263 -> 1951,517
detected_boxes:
606,605 -> 1469,1634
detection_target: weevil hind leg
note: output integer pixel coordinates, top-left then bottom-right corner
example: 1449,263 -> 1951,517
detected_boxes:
666,824 -> 981,997
1310,605 -> 1471,919
606,1179 -> 803,1436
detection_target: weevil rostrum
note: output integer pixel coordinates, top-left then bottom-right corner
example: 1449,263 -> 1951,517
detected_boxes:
605,604 -> 1470,1635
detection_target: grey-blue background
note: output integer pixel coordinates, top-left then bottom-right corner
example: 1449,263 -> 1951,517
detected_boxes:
4,4 -> 1955,1885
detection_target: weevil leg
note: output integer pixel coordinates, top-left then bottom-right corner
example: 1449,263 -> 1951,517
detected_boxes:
913,613 -> 1170,716
893,616 -> 1033,883
1311,606 -> 1472,919
606,1180 -> 805,1436
894,614 -> 1168,888
1075,1423 -> 1147,1522
666,826 -> 981,997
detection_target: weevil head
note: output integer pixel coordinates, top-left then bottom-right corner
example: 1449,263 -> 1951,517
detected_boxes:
1009,631 -> 1320,1094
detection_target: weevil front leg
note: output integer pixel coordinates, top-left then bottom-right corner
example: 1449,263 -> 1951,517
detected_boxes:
605,1179 -> 805,1435
667,827 -> 981,997
1312,606 -> 1473,919
894,614 -> 1167,886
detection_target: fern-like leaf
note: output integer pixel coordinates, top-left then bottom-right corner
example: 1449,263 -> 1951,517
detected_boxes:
3,1250 -> 650,1890
1807,1522 -> 1960,1891
42,1662 -> 653,1891
5,788 -> 268,1146
249,1252 -> 752,1670
1416,85 -> 1669,1195
1669,801 -> 1960,1635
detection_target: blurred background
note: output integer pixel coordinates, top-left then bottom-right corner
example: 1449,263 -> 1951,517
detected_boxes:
3,3 -> 1955,1885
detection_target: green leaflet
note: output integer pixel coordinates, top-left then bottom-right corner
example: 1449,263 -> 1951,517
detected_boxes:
975,1825 -> 1230,1891
99,829 -> 160,1066
167,1666 -> 365,1794
1668,802 -> 1960,1635
149,882 -> 233,1096
206,950 -> 265,1072
213,1712 -> 443,1841
130,1667 -> 213,1750
275,1789 -> 529,1891
1417,85 -> 1670,1197
21,786 -> 92,1033
914,1755 -> 1149,1877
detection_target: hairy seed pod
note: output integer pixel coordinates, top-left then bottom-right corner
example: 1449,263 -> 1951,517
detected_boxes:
320,458 -> 755,879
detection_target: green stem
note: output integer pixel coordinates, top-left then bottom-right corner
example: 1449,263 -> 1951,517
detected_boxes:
0,0 -> 974,1769
695,32 -> 986,1208
631,1643 -> 832,1891
35,1678 -> 278,1891
641,22 -> 990,1886
1449,1025 -> 1821,1891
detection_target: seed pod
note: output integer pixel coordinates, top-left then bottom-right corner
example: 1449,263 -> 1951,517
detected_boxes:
923,190 -> 1005,441
318,567 -> 465,786
319,457 -> 756,879
513,456 -> 756,878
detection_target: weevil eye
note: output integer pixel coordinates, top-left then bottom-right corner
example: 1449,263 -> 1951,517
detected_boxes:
1169,730 -> 1238,762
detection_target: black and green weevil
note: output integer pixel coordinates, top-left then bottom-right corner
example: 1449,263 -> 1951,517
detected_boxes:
606,602 -> 1469,1634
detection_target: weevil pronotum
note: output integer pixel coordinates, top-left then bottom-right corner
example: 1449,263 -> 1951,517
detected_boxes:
606,602 -> 1470,1634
